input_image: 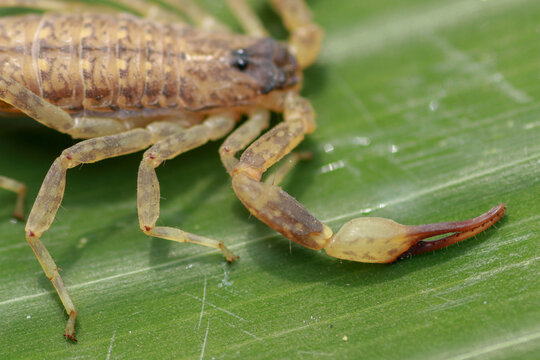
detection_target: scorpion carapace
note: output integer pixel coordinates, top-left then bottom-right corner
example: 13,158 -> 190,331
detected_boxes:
0,0 -> 505,342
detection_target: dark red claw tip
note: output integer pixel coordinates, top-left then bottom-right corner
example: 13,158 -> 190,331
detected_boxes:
64,334 -> 77,342
399,204 -> 506,260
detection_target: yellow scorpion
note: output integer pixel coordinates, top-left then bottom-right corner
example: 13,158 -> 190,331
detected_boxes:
0,0 -> 505,341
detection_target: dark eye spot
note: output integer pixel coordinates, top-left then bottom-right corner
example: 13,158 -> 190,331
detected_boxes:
232,48 -> 249,71
234,57 -> 248,71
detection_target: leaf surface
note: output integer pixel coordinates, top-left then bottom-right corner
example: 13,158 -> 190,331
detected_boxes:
0,0 -> 538,359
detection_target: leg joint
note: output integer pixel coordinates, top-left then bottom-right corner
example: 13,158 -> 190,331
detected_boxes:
142,151 -> 163,168
59,152 -> 78,168
26,229 -> 38,239
232,164 -> 263,181
141,224 -> 154,234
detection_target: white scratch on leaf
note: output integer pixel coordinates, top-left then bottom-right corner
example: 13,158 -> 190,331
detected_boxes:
240,329 -> 261,340
105,330 -> 116,360
424,294 -> 480,314
427,34 -> 532,104
446,328 -> 540,360
199,319 -> 210,360
330,71 -> 377,129
221,320 -> 261,340
435,256 -> 539,296
198,276 -> 207,330
297,350 -> 335,357
0,256 -> 196,306
184,292 -> 247,322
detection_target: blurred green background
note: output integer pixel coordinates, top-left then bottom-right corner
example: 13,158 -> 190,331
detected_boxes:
0,0 -> 539,359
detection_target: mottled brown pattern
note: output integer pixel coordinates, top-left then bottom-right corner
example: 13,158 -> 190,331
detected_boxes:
0,13 -> 300,115
239,120 -> 304,172
81,14 -> 118,111
160,23 -> 180,108
36,14 -> 84,108
117,15 -> 145,109
141,20 -> 163,107
0,14 -> 40,95
232,172 -> 325,249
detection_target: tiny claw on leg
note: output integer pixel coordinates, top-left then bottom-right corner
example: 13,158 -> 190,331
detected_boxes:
219,243 -> 239,263
324,204 -> 506,263
64,310 -> 78,342
181,232 -> 238,263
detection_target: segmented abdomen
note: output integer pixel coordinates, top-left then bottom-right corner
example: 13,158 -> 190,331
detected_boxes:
0,13 -> 196,114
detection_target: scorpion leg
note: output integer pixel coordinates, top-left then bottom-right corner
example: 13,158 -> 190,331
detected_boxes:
157,0 -> 229,32
138,113 -> 238,262
232,92 -> 506,262
0,0 -> 118,13
109,0 -> 187,22
25,129 -> 154,341
220,108 -> 270,175
67,116 -> 128,139
263,151 -> 312,186
226,0 -> 268,37
0,75 -> 135,140
0,0 -> 185,23
270,0 -> 324,68
0,74 -> 75,134
0,175 -> 26,220
219,107 -> 309,186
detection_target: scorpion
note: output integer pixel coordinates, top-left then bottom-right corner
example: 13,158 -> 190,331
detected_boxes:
0,0 -> 506,341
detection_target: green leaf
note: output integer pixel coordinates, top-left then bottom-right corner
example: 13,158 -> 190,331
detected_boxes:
1,0 -> 538,358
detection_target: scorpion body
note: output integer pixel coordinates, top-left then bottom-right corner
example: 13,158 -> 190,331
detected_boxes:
0,0 -> 505,342
0,12 -> 298,131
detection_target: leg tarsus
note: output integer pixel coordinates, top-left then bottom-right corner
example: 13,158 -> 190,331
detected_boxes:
26,233 -> 79,340
141,225 -> 238,262
64,310 -> 78,342
0,175 -> 26,220
13,187 -> 26,220
187,231 -> 238,262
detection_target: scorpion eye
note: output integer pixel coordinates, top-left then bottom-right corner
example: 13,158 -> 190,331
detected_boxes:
232,48 -> 249,71
234,58 -> 249,71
